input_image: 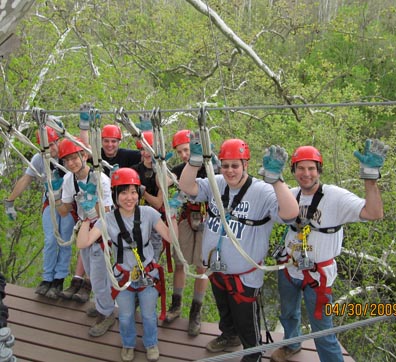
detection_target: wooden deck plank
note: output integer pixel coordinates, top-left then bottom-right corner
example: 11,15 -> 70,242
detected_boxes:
5,284 -> 355,361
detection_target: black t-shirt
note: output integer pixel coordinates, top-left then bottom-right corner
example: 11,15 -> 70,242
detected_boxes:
133,162 -> 158,196
101,148 -> 141,177
171,162 -> 207,180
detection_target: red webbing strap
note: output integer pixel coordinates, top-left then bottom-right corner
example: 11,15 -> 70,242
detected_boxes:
209,267 -> 258,304
301,259 -> 334,320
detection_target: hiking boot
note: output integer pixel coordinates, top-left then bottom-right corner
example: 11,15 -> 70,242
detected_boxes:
121,347 -> 135,362
164,294 -> 182,323
46,278 -> 64,300
188,300 -> 202,336
35,281 -> 52,296
88,312 -> 115,337
72,279 -> 91,303
59,277 -> 83,300
270,346 -> 302,362
146,345 -> 159,362
86,305 -> 99,318
206,334 -> 241,352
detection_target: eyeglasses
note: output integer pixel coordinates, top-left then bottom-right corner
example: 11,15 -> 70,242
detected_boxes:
221,163 -> 241,170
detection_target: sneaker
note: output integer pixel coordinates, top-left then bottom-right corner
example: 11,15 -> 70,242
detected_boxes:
146,345 -> 159,362
88,312 -> 115,337
270,346 -> 302,362
72,279 -> 91,303
86,305 -> 99,318
59,277 -> 83,300
46,278 -> 64,300
35,281 -> 52,296
206,335 -> 242,353
121,347 -> 135,362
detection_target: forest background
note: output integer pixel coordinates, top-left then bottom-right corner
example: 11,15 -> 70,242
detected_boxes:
0,1 -> 395,361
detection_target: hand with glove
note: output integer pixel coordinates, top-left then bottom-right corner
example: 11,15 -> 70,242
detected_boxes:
76,178 -> 98,220
260,145 -> 288,184
79,103 -> 100,130
168,191 -> 185,218
4,200 -> 17,221
109,163 -> 119,178
45,169 -> 64,201
353,139 -> 389,180
189,131 -> 203,168
136,113 -> 152,131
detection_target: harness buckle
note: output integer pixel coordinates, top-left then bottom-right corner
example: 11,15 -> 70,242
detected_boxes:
297,252 -> 315,270
137,275 -> 154,287
210,260 -> 227,272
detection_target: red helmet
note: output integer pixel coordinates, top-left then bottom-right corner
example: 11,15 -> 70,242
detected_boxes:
36,126 -> 59,145
101,124 -> 122,140
111,168 -> 141,187
291,146 -> 323,167
218,139 -> 250,160
135,131 -> 153,149
58,137 -> 84,159
172,129 -> 191,149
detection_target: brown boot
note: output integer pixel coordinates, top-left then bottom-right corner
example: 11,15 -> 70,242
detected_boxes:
188,300 -> 202,336
88,312 -> 116,337
59,277 -> 83,300
164,294 -> 182,323
72,279 -> 91,303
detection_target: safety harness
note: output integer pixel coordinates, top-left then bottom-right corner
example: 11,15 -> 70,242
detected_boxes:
284,184 -> 342,319
110,207 -> 166,320
207,176 -> 270,304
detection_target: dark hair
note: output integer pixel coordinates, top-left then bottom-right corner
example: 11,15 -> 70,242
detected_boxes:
112,184 -> 141,207
291,161 -> 322,174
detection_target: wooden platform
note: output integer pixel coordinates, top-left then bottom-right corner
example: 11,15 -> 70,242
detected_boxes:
6,284 -> 355,362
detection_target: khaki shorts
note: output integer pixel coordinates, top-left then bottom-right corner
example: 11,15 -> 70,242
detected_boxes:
173,218 -> 204,267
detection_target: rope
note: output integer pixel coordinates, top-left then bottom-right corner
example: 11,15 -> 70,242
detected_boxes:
197,106 -> 292,272
196,315 -> 396,362
32,108 -> 74,247
151,108 -> 207,281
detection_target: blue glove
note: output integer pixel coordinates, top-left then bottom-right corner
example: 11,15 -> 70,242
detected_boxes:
75,190 -> 98,220
136,113 -> 152,131
77,181 -> 97,196
109,163 -> 119,178
79,103 -> 100,130
261,145 -> 288,184
189,131 -> 203,167
168,192 -> 185,218
353,139 -> 389,180
211,152 -> 221,173
4,200 -> 16,221
45,170 -> 63,200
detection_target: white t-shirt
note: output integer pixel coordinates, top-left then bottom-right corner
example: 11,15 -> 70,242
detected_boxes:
285,184 -> 366,286
61,169 -> 112,220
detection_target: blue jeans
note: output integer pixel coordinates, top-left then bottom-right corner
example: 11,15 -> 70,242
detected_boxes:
277,270 -> 344,362
41,205 -> 74,281
116,284 -> 158,348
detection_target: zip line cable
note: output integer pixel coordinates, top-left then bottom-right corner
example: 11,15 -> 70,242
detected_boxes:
1,100 -> 396,116
196,315 -> 396,362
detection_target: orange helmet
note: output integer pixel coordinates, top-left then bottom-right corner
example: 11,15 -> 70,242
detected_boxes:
36,126 -> 59,145
291,146 -> 323,166
218,139 -> 250,160
172,129 -> 191,149
101,124 -> 122,140
111,168 -> 141,187
135,131 -> 154,149
58,138 -> 84,159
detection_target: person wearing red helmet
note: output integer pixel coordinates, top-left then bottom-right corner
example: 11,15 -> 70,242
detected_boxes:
179,136 -> 299,362
133,131 -> 165,262
5,126 -> 76,300
55,136 -> 116,338
164,129 -> 211,337
77,167 -> 179,362
271,140 -> 389,362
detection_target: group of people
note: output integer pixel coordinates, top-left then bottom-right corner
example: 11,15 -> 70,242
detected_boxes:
3,107 -> 389,362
